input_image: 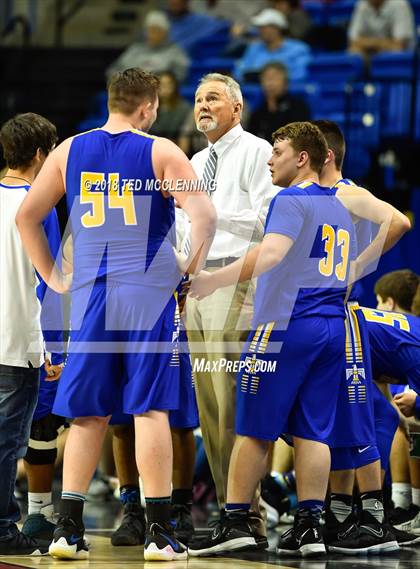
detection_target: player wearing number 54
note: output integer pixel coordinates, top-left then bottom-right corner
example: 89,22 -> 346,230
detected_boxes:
187,121 -> 411,558
15,68 -> 217,562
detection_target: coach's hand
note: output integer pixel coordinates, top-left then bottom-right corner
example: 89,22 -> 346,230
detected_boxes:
44,360 -> 64,382
189,271 -> 216,300
394,390 -> 417,418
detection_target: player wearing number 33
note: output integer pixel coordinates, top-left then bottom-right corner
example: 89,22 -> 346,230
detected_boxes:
187,121 -> 410,558
15,68 -> 217,562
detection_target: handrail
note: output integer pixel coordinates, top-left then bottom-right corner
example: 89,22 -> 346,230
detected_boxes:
55,0 -> 87,46
1,14 -> 31,46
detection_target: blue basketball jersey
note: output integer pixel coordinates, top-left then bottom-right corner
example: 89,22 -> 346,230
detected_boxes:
253,181 -> 356,327
66,129 -> 179,293
333,178 -> 373,302
360,307 -> 420,391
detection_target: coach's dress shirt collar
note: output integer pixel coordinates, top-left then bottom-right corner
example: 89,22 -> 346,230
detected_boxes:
211,123 -> 243,159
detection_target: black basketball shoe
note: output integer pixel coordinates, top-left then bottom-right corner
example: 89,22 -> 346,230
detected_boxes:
111,503 -> 146,546
276,520 -> 326,557
49,515 -> 89,560
188,513 -> 257,557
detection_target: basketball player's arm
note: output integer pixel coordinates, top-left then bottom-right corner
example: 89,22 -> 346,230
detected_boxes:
189,233 -> 293,300
16,140 -> 70,293
152,138 -> 217,274
336,185 -> 411,280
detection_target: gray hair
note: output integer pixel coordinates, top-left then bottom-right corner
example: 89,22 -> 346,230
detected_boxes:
197,73 -> 243,106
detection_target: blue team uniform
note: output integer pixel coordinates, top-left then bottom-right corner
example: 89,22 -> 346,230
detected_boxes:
328,178 -> 383,471
236,181 -> 355,442
360,308 -> 420,470
361,308 -> 420,393
53,129 -> 183,418
110,281 -> 199,429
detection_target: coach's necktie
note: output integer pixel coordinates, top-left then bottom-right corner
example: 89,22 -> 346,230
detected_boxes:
183,146 -> 218,255
202,145 -> 218,196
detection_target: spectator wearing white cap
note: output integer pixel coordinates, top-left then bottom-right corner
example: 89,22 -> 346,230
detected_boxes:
106,10 -> 190,82
235,8 -> 311,83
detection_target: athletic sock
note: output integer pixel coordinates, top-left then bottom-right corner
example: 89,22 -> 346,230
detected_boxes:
296,500 -> 324,526
59,493 -> 86,527
329,493 -> 353,523
28,492 -> 54,519
171,488 -> 193,509
225,503 -> 251,520
120,485 -> 140,505
360,490 -> 384,523
145,497 -> 171,525
412,487 -> 420,508
392,482 -> 411,510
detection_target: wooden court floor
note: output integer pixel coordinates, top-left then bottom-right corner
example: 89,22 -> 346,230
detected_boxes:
1,531 -> 419,569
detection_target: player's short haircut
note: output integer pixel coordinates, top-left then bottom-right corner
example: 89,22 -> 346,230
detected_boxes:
374,269 -> 420,312
197,73 -> 243,106
107,68 -> 160,115
272,121 -> 328,174
411,284 -> 420,316
0,113 -> 57,170
312,119 -> 346,170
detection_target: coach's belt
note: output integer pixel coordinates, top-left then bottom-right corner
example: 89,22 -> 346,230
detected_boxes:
205,257 -> 239,268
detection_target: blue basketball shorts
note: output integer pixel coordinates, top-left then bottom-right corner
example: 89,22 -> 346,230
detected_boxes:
53,283 -> 180,418
330,444 -> 381,471
33,366 -> 58,421
235,315 -> 345,443
328,303 -> 376,449
110,325 -> 199,429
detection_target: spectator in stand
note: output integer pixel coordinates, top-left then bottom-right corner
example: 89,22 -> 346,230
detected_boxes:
348,0 -> 416,59
247,62 -> 311,142
106,11 -> 190,82
150,71 -> 192,142
165,0 -> 224,52
270,0 -> 312,41
235,8 -> 311,83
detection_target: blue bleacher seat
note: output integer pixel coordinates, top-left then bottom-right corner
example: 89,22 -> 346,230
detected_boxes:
191,25 -> 230,58
371,52 -> 416,139
370,52 -> 415,81
308,53 -> 364,83
187,57 -> 236,84
326,0 -> 356,26
180,84 -> 196,103
241,84 -> 264,112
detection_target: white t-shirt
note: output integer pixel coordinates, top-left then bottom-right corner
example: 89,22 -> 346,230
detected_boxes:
0,182 -> 44,367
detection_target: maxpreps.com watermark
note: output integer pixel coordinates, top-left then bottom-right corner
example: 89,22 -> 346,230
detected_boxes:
193,356 -> 277,374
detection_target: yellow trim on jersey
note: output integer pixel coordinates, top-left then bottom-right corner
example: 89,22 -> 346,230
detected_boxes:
130,128 -> 157,139
73,128 -> 102,139
297,181 -> 313,189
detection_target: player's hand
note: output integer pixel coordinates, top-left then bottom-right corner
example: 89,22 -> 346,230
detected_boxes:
393,390 -> 417,418
44,359 -> 64,382
178,278 -> 191,314
49,268 -> 72,294
173,248 -> 189,275
189,271 -> 216,300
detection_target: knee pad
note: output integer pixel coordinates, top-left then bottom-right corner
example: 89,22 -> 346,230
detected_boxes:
24,414 -> 67,465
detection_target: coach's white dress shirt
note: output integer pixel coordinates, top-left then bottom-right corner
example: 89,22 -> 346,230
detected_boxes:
185,123 -> 278,260
0,183 -> 44,368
